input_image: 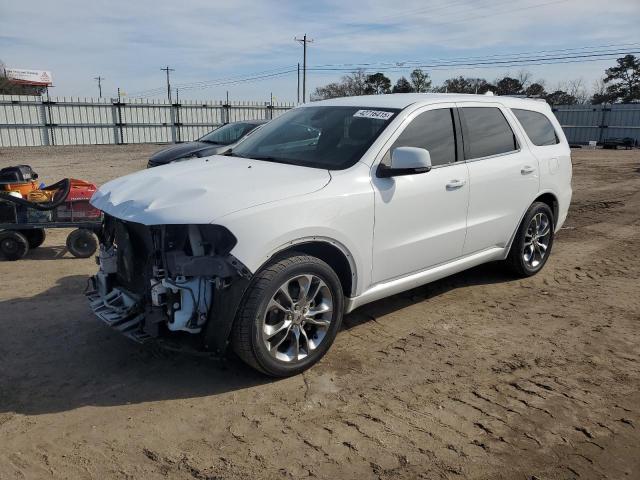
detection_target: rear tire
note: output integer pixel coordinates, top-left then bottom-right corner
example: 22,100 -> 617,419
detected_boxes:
506,202 -> 554,277
0,230 -> 30,261
232,253 -> 344,377
66,229 -> 98,258
23,228 -> 46,249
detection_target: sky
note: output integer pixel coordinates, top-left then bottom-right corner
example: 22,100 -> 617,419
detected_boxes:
1,0 -> 639,102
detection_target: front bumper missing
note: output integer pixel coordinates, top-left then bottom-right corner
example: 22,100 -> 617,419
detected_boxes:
86,287 -> 152,344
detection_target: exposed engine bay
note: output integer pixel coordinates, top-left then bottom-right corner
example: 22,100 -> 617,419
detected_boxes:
87,214 -> 251,353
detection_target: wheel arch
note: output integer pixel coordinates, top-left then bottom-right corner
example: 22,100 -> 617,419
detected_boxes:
534,191 -> 559,228
263,237 -> 357,298
505,191 -> 560,256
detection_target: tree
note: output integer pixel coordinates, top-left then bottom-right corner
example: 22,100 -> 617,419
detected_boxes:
494,76 -> 523,96
410,69 -> 431,92
562,78 -> 589,104
545,90 -> 576,105
312,69 -> 370,100
525,82 -> 546,98
602,54 -> 640,103
516,70 -> 533,89
467,78 -> 493,94
437,76 -> 492,94
365,72 -> 391,94
591,77 -> 615,104
392,77 -> 413,93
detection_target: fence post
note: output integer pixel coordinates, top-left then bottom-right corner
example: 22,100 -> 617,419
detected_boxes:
110,100 -> 119,144
42,92 -> 56,146
598,104 -> 611,143
169,103 -> 177,143
175,101 -> 181,143
38,97 -> 50,146
112,98 -> 125,144
222,101 -> 230,125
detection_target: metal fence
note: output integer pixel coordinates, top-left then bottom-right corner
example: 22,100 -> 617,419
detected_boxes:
1,95 -> 639,147
551,104 -> 640,145
0,95 -> 294,147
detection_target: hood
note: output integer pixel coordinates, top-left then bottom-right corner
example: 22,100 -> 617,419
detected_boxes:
149,141 -> 228,165
91,155 -> 331,225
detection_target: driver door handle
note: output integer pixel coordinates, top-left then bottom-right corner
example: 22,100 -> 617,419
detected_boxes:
521,165 -> 535,175
446,179 -> 466,190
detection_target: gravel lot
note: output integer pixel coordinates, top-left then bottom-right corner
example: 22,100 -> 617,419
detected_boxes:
0,145 -> 639,479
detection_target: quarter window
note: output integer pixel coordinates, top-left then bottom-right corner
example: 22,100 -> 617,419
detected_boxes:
460,107 -> 518,160
512,109 -> 559,146
383,108 -> 457,167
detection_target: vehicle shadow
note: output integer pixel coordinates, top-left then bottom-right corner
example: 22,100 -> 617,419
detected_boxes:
343,262 -> 514,330
0,263 -> 514,416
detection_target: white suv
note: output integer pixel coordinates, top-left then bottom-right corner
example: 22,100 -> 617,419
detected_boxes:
89,93 -> 572,376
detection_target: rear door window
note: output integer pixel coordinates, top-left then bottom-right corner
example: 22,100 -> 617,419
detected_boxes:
460,107 -> 518,160
383,108 -> 457,167
512,109 -> 559,146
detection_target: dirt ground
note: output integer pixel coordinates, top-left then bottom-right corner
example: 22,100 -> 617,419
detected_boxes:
0,145 -> 638,480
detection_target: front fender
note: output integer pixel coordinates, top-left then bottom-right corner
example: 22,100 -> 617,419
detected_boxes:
215,163 -> 375,297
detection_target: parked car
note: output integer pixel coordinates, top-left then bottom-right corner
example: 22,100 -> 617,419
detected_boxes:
88,93 -> 572,377
601,137 -> 635,150
146,120 -> 266,168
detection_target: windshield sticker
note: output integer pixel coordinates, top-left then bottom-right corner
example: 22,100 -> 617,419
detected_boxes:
353,110 -> 394,120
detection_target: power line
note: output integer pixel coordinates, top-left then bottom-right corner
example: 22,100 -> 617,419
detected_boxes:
309,42 -> 640,69
127,43 -> 636,99
128,65 -> 297,97
130,68 -> 297,98
308,50 -> 639,73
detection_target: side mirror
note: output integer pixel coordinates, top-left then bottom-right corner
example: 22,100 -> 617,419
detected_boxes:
377,147 -> 432,178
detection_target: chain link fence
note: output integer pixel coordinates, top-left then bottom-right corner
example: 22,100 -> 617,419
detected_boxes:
0,95 -> 294,147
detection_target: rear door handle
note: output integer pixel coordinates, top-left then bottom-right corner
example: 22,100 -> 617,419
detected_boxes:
446,179 -> 466,190
521,165 -> 535,175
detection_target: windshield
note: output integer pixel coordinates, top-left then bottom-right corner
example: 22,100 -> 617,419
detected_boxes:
231,106 -> 399,170
199,122 -> 259,145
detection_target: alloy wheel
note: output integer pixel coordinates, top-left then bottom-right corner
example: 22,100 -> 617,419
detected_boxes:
262,274 -> 334,362
523,212 -> 551,269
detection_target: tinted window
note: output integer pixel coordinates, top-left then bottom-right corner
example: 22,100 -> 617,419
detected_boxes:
200,122 -> 259,145
383,108 -> 456,167
232,106 -> 399,170
512,109 -> 559,146
460,107 -> 518,159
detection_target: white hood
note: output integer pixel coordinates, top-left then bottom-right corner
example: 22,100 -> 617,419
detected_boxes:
91,155 -> 331,225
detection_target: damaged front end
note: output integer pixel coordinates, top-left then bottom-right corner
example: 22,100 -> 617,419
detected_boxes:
87,214 -> 251,355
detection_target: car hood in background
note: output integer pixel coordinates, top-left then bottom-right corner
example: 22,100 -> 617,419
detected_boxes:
91,155 -> 331,225
148,141 -> 229,165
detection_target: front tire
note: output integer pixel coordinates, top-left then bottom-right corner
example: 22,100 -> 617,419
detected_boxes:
232,253 -> 344,377
0,231 -> 30,261
66,229 -> 98,258
506,202 -> 554,277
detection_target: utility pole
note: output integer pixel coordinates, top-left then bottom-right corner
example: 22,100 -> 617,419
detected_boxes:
297,63 -> 300,104
160,65 -> 175,102
294,34 -> 313,103
94,76 -> 104,98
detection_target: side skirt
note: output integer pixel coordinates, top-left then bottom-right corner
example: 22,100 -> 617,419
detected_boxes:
345,247 -> 505,313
